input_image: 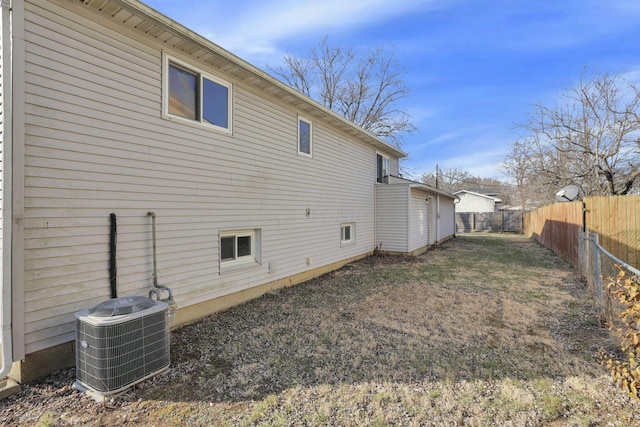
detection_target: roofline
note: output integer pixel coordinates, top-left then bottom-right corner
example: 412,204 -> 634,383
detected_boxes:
408,183 -> 458,199
453,190 -> 502,201
82,0 -> 407,159
386,176 -> 456,199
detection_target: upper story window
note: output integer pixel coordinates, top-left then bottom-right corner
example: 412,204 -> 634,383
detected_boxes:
163,54 -> 232,133
376,153 -> 389,183
298,117 -> 312,156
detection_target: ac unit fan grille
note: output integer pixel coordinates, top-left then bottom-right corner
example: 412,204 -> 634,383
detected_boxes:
76,307 -> 169,394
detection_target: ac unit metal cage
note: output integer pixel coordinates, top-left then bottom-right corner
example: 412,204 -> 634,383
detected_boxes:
74,296 -> 170,399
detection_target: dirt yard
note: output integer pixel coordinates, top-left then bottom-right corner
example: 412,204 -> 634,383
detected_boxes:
1,234 -> 639,426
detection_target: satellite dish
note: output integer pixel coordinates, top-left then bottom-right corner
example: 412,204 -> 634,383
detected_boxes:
555,184 -> 580,202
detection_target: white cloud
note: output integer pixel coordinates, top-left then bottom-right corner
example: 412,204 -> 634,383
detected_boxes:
442,150 -> 508,179
621,67 -> 640,85
413,132 -> 459,150
194,0 -> 435,58
402,148 -> 510,181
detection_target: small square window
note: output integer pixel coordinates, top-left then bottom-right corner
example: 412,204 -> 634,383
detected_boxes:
341,223 -> 355,245
298,117 -> 312,156
342,225 -> 351,241
221,232 -> 253,263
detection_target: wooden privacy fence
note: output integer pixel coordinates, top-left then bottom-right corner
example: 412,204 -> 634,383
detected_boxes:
523,201 -> 583,268
524,195 -> 640,270
586,196 -> 640,270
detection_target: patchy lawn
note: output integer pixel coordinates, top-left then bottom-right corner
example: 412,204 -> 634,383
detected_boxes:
2,234 -> 639,426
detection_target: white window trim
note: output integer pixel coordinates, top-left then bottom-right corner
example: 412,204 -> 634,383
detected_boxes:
340,223 -> 355,246
376,152 -> 389,184
219,229 -> 261,273
162,52 -> 233,134
297,116 -> 313,157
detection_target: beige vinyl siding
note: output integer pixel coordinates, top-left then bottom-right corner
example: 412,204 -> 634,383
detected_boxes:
0,3 -> 4,294
22,0 -> 378,353
409,189 -> 429,252
438,196 -> 455,241
389,157 -> 399,177
375,185 -> 408,252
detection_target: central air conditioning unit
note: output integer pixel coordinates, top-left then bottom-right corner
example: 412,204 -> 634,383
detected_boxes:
74,296 -> 170,400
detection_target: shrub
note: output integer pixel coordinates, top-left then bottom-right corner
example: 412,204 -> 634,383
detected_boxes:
599,267 -> 640,399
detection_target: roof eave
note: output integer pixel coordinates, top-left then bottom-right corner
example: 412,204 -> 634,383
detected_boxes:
75,0 -> 407,159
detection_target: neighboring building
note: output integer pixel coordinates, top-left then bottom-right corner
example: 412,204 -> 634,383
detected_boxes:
453,190 -> 502,213
376,176 -> 456,254
0,0 -> 456,385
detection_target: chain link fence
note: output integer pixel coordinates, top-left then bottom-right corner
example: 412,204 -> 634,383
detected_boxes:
579,232 -> 640,327
456,211 -> 523,233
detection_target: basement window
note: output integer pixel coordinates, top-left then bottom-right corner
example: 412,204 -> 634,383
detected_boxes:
163,54 -> 232,133
341,223 -> 355,246
220,229 -> 261,272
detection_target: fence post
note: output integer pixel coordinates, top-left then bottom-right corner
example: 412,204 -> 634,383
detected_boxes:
593,233 -> 602,304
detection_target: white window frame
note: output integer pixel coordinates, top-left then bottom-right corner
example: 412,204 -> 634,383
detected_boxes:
298,116 -> 313,157
340,223 -> 355,246
376,152 -> 389,184
162,53 -> 233,134
220,229 -> 261,272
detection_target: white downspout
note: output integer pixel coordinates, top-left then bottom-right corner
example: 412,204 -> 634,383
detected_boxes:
0,0 -> 13,379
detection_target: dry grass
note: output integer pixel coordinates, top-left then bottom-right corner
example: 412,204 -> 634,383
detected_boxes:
2,233 -> 640,426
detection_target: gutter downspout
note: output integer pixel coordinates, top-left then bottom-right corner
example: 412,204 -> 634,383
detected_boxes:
0,0 -> 13,380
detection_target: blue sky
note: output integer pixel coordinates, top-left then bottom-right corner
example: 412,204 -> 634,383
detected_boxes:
144,0 -> 640,181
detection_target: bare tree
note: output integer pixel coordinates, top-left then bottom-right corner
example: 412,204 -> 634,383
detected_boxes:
503,71 -> 640,205
421,168 -> 515,204
421,167 -> 471,192
502,139 -> 554,209
269,36 -> 415,146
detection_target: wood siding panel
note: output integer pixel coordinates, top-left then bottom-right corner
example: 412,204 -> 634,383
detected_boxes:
375,185 -> 408,252
409,189 -> 429,252
21,1 -> 381,353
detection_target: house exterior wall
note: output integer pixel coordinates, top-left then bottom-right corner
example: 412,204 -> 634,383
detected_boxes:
0,0 -> 5,296
19,0 -> 400,355
389,158 -> 399,177
0,0 -> 5,362
408,189 -> 429,252
455,192 -> 496,213
375,185 -> 408,252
